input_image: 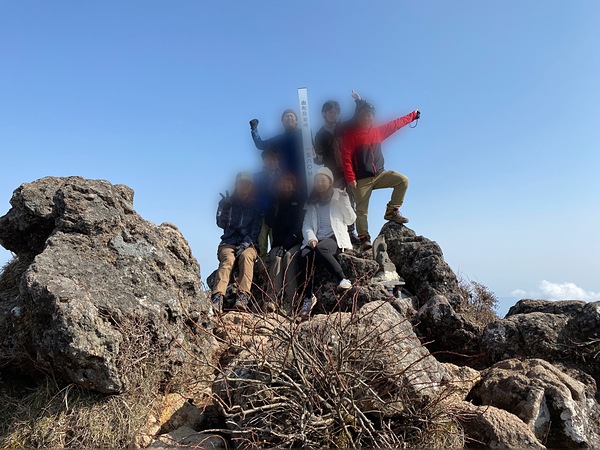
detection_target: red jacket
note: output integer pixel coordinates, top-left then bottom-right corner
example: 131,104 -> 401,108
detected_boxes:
341,111 -> 418,183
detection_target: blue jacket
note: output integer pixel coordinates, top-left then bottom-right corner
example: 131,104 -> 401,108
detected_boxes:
251,127 -> 306,192
216,195 -> 262,247
254,168 -> 281,215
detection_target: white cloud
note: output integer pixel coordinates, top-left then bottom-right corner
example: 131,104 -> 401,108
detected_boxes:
511,280 -> 600,301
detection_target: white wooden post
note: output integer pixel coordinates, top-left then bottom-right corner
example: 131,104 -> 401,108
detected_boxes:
298,87 -> 314,193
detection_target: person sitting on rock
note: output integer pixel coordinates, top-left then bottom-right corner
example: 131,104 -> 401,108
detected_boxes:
212,172 -> 262,314
341,99 -> 420,252
264,172 -> 304,314
298,167 -> 356,318
249,109 -> 306,196
254,147 -> 281,258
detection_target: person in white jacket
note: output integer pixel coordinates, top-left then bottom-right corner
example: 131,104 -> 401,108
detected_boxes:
298,167 -> 357,317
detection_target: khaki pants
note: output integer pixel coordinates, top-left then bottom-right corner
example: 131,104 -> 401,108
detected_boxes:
351,170 -> 409,237
268,244 -> 301,313
258,221 -> 272,258
213,244 -> 258,295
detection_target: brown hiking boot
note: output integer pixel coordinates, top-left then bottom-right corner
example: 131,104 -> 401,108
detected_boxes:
384,206 -> 409,224
359,235 -> 373,252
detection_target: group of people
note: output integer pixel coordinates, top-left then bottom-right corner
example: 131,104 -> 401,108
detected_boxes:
211,91 -> 420,317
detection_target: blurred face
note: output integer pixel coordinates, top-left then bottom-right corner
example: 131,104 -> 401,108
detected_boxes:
262,153 -> 279,171
323,108 -> 339,125
235,180 -> 253,199
357,109 -> 375,128
276,176 -> 294,196
313,173 -> 333,194
282,112 -> 298,129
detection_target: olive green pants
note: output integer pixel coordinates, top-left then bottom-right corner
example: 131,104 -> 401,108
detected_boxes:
351,170 -> 409,237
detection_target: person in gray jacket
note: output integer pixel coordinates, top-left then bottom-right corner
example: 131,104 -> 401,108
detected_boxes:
298,167 -> 356,317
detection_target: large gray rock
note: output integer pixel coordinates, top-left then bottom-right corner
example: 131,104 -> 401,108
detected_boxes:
469,359 -> 600,448
483,299 -> 600,382
455,401 -> 545,449
0,177 -> 213,393
380,223 -> 464,308
414,295 -> 482,359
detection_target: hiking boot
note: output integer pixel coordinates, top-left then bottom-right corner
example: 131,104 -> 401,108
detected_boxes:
359,235 -> 373,252
234,292 -> 250,312
210,293 -> 223,316
338,279 -> 352,290
384,206 -> 409,224
299,295 -> 317,319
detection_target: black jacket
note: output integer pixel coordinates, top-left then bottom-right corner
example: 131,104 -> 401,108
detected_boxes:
216,195 -> 262,247
314,126 -> 344,179
265,194 -> 304,250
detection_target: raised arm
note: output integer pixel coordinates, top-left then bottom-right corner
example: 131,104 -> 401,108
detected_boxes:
249,118 -> 271,151
376,110 -> 420,140
216,193 -> 231,229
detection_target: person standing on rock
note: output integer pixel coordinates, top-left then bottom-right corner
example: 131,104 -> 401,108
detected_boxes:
212,172 -> 262,314
249,109 -> 306,196
264,173 -> 304,314
298,167 -> 356,318
341,99 -> 420,252
254,147 -> 281,258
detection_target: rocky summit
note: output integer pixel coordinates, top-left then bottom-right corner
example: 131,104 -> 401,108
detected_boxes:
0,176 -> 599,449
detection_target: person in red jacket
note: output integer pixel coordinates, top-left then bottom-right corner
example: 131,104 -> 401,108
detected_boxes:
341,100 -> 420,251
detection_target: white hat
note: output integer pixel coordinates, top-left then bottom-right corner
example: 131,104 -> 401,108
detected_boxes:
316,166 -> 335,183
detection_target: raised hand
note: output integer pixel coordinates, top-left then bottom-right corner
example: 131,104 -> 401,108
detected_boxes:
219,190 -> 232,208
351,90 -> 361,101
249,119 -> 259,130
414,109 -> 421,120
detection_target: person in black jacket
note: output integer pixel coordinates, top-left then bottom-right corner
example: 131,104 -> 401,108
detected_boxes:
313,91 -> 363,244
212,172 -> 262,314
265,173 -> 304,314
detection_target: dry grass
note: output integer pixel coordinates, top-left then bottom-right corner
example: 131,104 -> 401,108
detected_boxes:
183,294 -> 465,449
457,275 -> 499,327
0,316 -> 175,449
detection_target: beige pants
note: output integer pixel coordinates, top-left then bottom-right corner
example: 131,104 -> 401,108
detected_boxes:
213,244 -> 258,295
351,170 -> 409,237
268,245 -> 301,313
258,221 -> 272,258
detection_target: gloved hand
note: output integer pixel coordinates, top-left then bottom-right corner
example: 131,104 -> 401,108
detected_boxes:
236,242 -> 251,257
219,191 -> 232,209
414,109 -> 421,120
249,119 -> 259,130
275,247 -> 287,258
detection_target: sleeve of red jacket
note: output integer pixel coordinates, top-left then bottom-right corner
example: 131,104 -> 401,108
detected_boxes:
341,131 -> 356,183
376,110 -> 418,140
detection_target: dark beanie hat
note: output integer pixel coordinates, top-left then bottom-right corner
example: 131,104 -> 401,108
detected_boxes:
281,109 -> 298,121
355,100 -> 375,114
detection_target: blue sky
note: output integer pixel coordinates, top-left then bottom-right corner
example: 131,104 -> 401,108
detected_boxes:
1,1 -> 599,315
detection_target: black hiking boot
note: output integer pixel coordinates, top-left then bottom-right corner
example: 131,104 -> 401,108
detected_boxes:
299,295 -> 317,319
384,206 -> 409,224
234,292 -> 251,312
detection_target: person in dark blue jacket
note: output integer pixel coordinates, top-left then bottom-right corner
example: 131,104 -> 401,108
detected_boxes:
254,148 -> 281,257
212,172 -> 262,314
249,109 -> 306,195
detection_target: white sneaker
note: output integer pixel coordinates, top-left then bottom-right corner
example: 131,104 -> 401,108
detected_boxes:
338,279 -> 352,290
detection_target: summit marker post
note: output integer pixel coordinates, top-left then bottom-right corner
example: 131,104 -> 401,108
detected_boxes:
298,87 -> 314,193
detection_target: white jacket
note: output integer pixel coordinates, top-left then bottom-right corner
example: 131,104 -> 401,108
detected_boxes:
302,189 -> 357,251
